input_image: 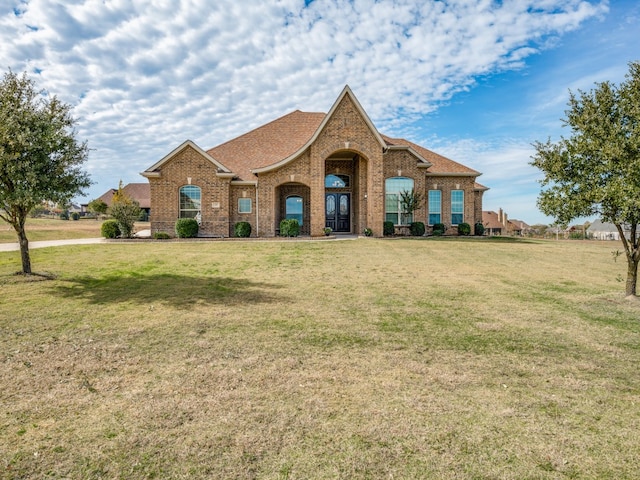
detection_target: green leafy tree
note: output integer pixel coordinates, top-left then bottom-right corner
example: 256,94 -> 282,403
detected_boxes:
531,61 -> 640,297
0,70 -> 91,274
87,198 -> 108,218
109,181 -> 141,238
399,189 -> 424,225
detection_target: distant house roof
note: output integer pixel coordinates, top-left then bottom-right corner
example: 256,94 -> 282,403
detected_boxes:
97,183 -> 150,209
482,209 -> 525,233
587,219 -> 618,233
482,211 -> 504,230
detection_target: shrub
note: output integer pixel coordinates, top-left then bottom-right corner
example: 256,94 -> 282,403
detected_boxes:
59,211 -> 69,220
279,218 -> 300,237
101,219 -> 120,239
175,218 -> 199,238
383,221 -> 395,236
323,227 -> 332,236
458,222 -> 471,236
71,212 -> 80,221
107,182 -> 142,238
432,223 -> 445,236
153,231 -> 171,239
363,227 -> 373,237
234,221 -> 252,238
474,222 -> 485,236
410,222 -> 425,236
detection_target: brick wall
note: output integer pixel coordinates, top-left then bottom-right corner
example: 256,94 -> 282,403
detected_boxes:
148,145 -> 231,237
149,94 -> 484,238
311,95 -> 384,236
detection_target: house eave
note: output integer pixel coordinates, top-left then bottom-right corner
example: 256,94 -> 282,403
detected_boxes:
141,139 -> 233,176
140,171 -> 161,178
385,145 -> 433,168
425,172 -> 481,177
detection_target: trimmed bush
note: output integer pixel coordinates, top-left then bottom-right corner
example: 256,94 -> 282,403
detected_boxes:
59,211 -> 69,220
234,221 -> 252,238
410,222 -> 425,236
279,218 -> 300,237
175,218 -> 199,238
458,222 -> 471,236
101,219 -> 120,239
383,221 -> 395,236
71,212 -> 80,221
474,222 -> 485,236
153,231 -> 171,239
432,223 -> 445,236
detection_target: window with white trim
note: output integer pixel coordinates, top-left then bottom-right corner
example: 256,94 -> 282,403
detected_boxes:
238,198 -> 252,214
179,185 -> 201,218
428,190 -> 441,225
385,177 -> 414,225
451,190 -> 464,225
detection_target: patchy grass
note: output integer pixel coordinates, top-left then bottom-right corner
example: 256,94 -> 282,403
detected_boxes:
0,218 -> 150,243
1,238 -> 639,479
0,218 -> 101,243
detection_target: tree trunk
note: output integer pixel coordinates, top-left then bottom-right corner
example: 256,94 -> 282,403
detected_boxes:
16,226 -> 32,274
627,253 -> 638,297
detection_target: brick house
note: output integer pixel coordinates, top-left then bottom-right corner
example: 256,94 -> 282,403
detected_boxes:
141,86 -> 488,237
96,183 -> 151,218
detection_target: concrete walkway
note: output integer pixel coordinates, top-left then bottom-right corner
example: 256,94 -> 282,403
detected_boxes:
0,231 -> 362,252
0,237 -> 106,252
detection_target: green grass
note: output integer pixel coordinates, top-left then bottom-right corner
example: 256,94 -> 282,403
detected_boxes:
0,217 -> 107,243
1,238 -> 639,479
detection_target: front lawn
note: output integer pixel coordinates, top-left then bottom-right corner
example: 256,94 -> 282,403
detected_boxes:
1,238 -> 638,478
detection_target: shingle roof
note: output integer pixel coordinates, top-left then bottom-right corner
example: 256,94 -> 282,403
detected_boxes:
482,211 -> 504,229
97,183 -> 150,209
207,110 -> 326,181
204,110 -> 480,181
381,135 -> 480,175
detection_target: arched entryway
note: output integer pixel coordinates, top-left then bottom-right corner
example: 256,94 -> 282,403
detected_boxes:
275,183 -> 311,235
324,151 -> 368,235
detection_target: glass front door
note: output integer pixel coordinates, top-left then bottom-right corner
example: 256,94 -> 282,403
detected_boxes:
325,193 -> 350,233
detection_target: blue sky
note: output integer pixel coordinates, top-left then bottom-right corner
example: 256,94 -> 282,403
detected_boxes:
1,0 -> 638,225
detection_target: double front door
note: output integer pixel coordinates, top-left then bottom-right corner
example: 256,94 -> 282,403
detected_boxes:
325,193 -> 350,233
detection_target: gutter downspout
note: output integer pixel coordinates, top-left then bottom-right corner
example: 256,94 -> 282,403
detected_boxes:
255,183 -> 259,238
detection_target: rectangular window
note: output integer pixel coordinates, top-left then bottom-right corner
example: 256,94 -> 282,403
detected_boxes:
238,198 -> 252,214
179,185 -> 201,218
451,190 -> 464,225
385,193 -> 398,224
385,177 -> 414,225
428,190 -> 441,225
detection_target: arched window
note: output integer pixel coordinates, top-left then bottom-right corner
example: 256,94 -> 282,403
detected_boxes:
179,185 -> 201,218
385,177 -> 414,225
325,174 -> 350,188
285,196 -> 303,226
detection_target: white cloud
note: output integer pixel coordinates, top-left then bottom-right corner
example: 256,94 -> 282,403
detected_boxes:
0,0 -> 608,203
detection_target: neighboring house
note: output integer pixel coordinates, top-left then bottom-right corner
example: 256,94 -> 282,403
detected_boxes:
142,86 -> 488,238
587,219 -> 625,240
96,183 -> 151,218
510,219 -> 532,236
482,208 -> 523,236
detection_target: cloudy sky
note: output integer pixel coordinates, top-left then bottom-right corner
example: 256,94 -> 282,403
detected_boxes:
1,0 -> 638,225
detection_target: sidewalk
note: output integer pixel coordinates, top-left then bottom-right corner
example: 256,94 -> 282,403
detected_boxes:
0,237 -> 106,252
